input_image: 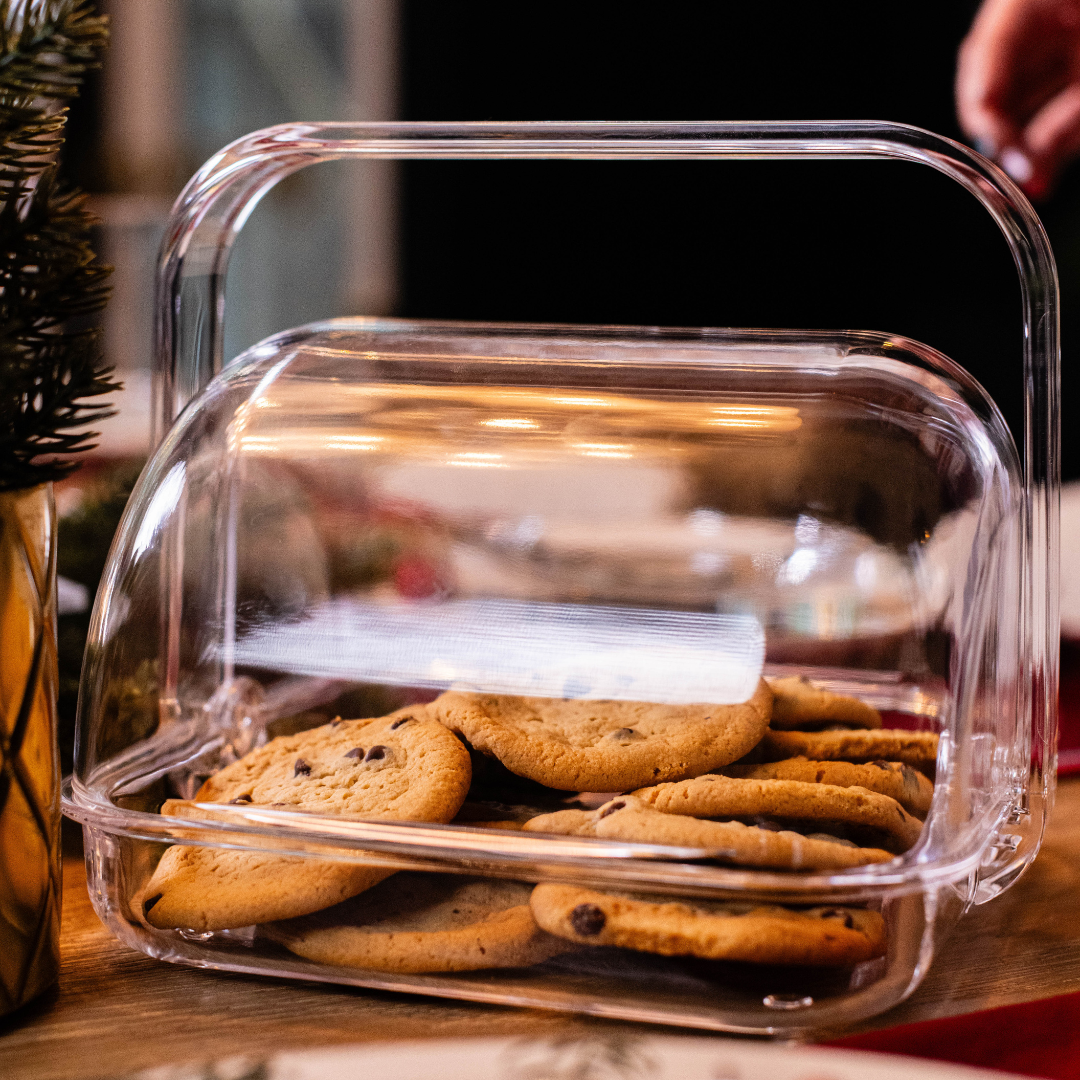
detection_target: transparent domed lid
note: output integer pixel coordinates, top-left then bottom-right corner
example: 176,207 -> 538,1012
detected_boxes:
67,123 -> 1059,903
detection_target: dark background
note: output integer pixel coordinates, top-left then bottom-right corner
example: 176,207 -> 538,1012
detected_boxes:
399,0 -> 1078,479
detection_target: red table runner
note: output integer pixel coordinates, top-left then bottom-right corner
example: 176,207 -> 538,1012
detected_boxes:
827,992 -> 1080,1078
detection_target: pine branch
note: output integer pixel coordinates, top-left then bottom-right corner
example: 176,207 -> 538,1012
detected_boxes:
0,0 -> 115,491
0,2 -> 108,105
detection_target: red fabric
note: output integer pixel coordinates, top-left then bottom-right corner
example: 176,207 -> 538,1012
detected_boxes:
1060,640 -> 1080,775
824,991 -> 1080,1078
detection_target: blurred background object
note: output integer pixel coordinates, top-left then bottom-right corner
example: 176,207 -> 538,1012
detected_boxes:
68,0 -> 399,462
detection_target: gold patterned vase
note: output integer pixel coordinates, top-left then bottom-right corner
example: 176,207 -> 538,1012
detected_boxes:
0,483 -> 61,1015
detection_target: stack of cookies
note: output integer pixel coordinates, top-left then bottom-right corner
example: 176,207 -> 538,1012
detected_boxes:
141,675 -> 938,975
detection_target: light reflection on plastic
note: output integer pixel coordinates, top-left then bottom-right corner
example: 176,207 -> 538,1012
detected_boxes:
238,433 -> 385,453
778,547 -> 820,585
707,405 -> 802,432
322,435 -> 385,451
448,451 -> 507,468
229,597 -> 765,705
550,395 -> 613,408
570,442 -> 634,459
480,418 -> 538,429
132,461 -> 185,558
854,552 -> 880,590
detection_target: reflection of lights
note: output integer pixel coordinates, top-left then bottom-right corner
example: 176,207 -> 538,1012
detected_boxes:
323,435 -> 384,450
707,405 -> 803,432
551,395 -> 614,408
229,596 -> 765,705
571,442 -> 634,459
132,462 -> 185,558
751,552 -> 785,575
854,552 -> 879,590
448,451 -> 506,468
239,433 -> 384,454
239,436 -> 276,453
486,515 -> 544,548
481,417 -> 538,429
691,551 -> 728,576
778,547 -> 820,585
794,514 -> 821,544
688,508 -> 725,536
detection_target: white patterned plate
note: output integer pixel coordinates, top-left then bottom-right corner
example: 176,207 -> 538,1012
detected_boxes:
117,1033 -> 1030,1080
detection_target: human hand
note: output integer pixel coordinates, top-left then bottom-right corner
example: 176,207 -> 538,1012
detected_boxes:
957,0 -> 1080,198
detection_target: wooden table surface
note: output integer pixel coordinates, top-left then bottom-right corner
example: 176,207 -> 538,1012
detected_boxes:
4,778 -> 1080,1080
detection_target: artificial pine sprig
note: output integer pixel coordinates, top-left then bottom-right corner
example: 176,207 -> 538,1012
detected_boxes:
0,0 -> 116,491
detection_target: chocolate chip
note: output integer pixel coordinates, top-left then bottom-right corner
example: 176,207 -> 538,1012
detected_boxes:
871,759 -> 892,771
390,716 -> 412,730
228,794 -> 253,804
143,893 -> 163,915
598,800 -> 627,819
820,908 -> 855,929
294,758 -> 311,777
330,718 -> 343,727
570,903 -> 606,936
364,745 -> 388,761
344,747 -> 365,759
815,770 -> 826,783
608,727 -> 636,742
653,767 -> 660,776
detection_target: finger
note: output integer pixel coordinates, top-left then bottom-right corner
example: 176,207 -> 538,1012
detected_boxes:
1022,82 -> 1080,194
956,0 -> 1036,152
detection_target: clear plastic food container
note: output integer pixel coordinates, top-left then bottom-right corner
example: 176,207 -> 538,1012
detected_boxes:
65,122 -> 1060,1035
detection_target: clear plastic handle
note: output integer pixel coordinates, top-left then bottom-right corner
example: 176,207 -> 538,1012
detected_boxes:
153,120 -> 1060,888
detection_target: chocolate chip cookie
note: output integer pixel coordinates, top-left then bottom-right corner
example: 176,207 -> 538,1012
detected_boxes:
522,795 -> 895,870
629,774 -> 924,853
530,883 -> 886,965
264,872 -> 567,972
721,757 -> 934,818
142,708 -> 472,931
766,676 -> 881,730
761,728 -> 940,775
429,680 -> 773,792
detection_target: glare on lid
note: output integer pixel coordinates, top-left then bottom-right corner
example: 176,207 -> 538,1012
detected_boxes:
571,442 -> 634,459
480,418 -> 538,429
448,451 -> 507,467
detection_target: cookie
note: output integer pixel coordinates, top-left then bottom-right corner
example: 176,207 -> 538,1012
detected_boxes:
720,757 -> 934,818
142,708 -> 472,931
530,883 -> 886,966
429,680 -> 773,792
522,795 -> 895,870
766,676 -> 881,730
761,728 -> 940,776
629,774 -> 923,853
264,872 -> 567,973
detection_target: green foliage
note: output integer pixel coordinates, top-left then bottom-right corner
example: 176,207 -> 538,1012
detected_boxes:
0,0 -> 117,491
56,459 -> 143,772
